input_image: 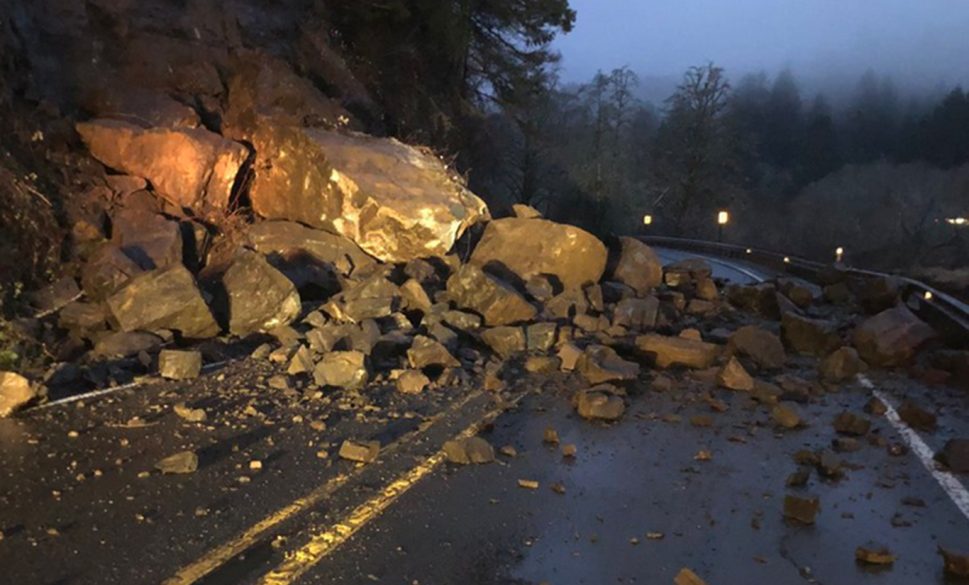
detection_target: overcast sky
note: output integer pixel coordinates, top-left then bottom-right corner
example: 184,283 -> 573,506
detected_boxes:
553,0 -> 969,99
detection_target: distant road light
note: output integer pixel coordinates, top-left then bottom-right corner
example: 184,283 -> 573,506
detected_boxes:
745,248 -> 752,254
783,256 -> 791,264
924,291 -> 934,301
643,214 -> 653,226
717,210 -> 729,225
946,217 -> 968,226
835,247 -> 844,262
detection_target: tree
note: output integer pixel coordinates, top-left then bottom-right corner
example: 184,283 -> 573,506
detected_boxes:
799,95 -> 842,184
651,64 -> 741,234
763,69 -> 803,172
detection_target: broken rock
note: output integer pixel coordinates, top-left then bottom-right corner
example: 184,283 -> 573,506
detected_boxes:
783,494 -> 820,524
158,350 -> 202,380
0,372 -> 39,417
853,305 -> 936,367
77,119 -> 248,213
636,334 -> 720,369
107,264 -> 220,339
574,387 -> 626,421
395,370 -> 430,394
729,326 -> 786,370
156,451 -> 199,474
939,439 -> 969,473
612,296 -> 659,331
338,440 -> 380,463
576,345 -> 640,385
609,237 -> 663,295
717,357 -> 754,391
856,544 -> 895,565
247,125 -> 488,262
446,264 -> 536,326
833,411 -> 871,436
245,220 -> 376,277
781,312 -> 841,356
313,351 -> 368,389
819,347 -> 867,382
407,336 -> 460,369
940,546 -> 969,577
480,327 -> 526,358
443,437 -> 495,465
222,250 -> 301,336
772,402 -> 802,429
470,217 -> 607,291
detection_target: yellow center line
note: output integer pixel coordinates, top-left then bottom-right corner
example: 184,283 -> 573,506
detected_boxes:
257,399 -> 514,585
162,390 -> 483,585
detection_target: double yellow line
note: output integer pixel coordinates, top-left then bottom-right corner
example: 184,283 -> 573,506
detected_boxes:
163,389 -> 513,585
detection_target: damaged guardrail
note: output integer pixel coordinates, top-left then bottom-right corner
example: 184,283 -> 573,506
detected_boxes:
639,235 -> 969,348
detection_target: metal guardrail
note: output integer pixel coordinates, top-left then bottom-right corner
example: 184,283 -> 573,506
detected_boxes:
640,235 -> 969,348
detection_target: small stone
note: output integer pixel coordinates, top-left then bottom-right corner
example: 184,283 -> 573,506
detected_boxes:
833,412 -> 871,436
817,450 -> 844,479
562,444 -> 577,458
518,479 -> 539,490
786,468 -> 811,487
783,494 -> 820,524
855,544 -> 895,565
557,343 -> 583,372
249,460 -> 263,471
268,375 -> 291,391
155,451 -> 199,474
338,440 -> 380,463
574,388 -> 625,421
576,344 -> 640,385
772,402 -> 802,429
407,335 -> 460,369
939,439 -> 969,473
897,401 -> 936,431
864,397 -> 887,416
499,445 -> 518,458
395,370 -> 431,394
940,546 -> 969,577
717,357 -> 754,391
173,403 -> 207,423
443,437 -> 495,465
674,568 -> 708,585
551,482 -> 567,494
525,355 -> 560,374
832,437 -> 862,453
690,415 -> 713,428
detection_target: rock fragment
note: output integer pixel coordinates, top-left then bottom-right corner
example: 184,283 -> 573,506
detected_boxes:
313,351 -> 368,389
717,357 -> 754,391
781,312 -> 841,356
443,437 -> 495,464
819,347 -> 867,382
576,345 -> 640,385
0,372 -> 39,417
222,250 -> 301,336
674,568 -> 708,585
407,336 -> 460,368
446,264 -> 536,326
107,264 -> 220,339
853,305 -> 936,367
772,402 -> 802,429
940,546 -> 969,577
158,349 -> 202,380
833,412 -> 871,436
574,387 -> 626,421
480,327 -> 526,358
939,439 -> 969,473
728,326 -> 786,369
636,334 -> 720,369
897,401 -> 936,431
783,494 -> 820,524
338,440 -> 380,463
395,370 -> 430,394
855,544 -> 895,565
173,403 -> 207,423
609,237 -> 663,295
156,451 -> 199,474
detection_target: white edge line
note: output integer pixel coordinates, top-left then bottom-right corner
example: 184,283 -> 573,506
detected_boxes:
859,374 -> 969,521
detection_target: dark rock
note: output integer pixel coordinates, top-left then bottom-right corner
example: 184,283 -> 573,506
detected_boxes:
59,301 -> 108,335
246,220 -> 376,277
29,276 -> 81,313
729,326 -> 786,370
107,265 -> 220,339
470,217 -> 607,291
612,296 -> 659,331
897,401 -> 936,431
77,119 -> 248,214
726,283 -> 780,319
635,334 -> 720,369
158,349 -> 202,380
781,312 -> 841,356
664,258 -> 712,289
111,208 -> 184,271
783,494 -> 820,524
772,402 -> 802,429
939,439 -> 969,473
853,306 -> 936,367
819,347 -> 867,382
833,412 -> 871,436
446,264 -> 536,326
823,282 -> 853,304
81,243 -> 146,300
92,331 -> 163,358
544,288 -> 590,320
222,250 -> 301,336
777,278 -> 815,308
817,450 -> 844,479
443,437 -> 495,464
526,322 -> 557,352
247,125 -> 487,262
940,547 -> 969,577
855,276 -> 900,314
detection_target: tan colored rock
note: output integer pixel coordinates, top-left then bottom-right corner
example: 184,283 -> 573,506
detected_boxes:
636,334 -> 720,369
511,203 -> 542,219
576,345 -> 640,385
338,440 -> 380,463
395,370 -> 431,394
156,451 -> 199,474
853,305 -> 936,367
407,336 -> 460,368
480,327 -> 527,358
612,296 -> 659,330
674,568 -> 708,585
470,218 -> 607,291
557,343 -> 584,371
106,265 -> 220,339
609,237 -> 663,295
717,357 -> 754,391
783,494 -> 820,524
247,125 -> 488,262
158,350 -> 202,380
246,220 -> 376,277
819,347 -> 867,382
446,264 -> 536,326
729,326 -> 786,369
313,351 -> 368,389
0,372 -> 39,417
443,437 -> 495,464
940,546 -> 969,577
574,387 -> 625,421
76,119 -> 248,213
781,312 -> 841,357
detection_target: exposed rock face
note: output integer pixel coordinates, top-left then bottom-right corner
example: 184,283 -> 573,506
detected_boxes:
221,250 -> 301,336
781,312 -> 841,356
609,237 -> 663,295
469,218 -> 607,291
853,305 -> 936,367
446,264 -> 536,326
246,220 -> 376,277
729,326 -> 786,370
106,264 -> 220,339
0,372 -> 39,417
76,119 -> 249,213
636,334 -> 720,369
247,125 -> 488,262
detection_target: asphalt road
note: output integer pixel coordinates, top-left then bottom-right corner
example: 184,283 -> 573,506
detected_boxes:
2,249 -> 967,585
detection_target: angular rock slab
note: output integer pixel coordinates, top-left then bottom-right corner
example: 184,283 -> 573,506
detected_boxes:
222,250 -> 301,336
107,265 -> 220,339
446,264 -> 536,326
246,220 -> 376,277
470,218 -> 607,291
853,305 -> 936,367
248,125 -> 488,262
609,237 -> 663,295
636,334 -> 720,369
0,372 -> 39,417
76,119 -> 248,213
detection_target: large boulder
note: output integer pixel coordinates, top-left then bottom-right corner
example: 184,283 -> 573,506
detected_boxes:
609,237 -> 663,295
446,264 -> 536,326
246,220 -> 376,277
781,312 -> 842,357
106,264 -> 220,339
246,125 -> 488,262
76,119 -> 249,213
81,243 -> 146,300
728,326 -> 786,370
853,305 -> 936,367
221,250 -> 301,336
819,347 -> 867,382
469,218 -> 607,291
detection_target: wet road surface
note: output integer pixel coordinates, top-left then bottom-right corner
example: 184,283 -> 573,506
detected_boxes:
2,249 -> 967,585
